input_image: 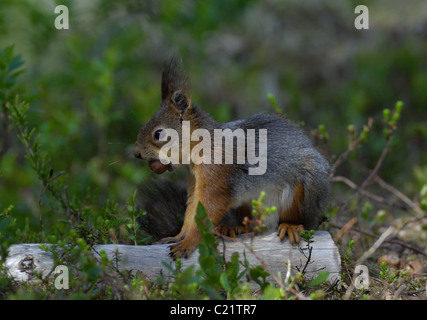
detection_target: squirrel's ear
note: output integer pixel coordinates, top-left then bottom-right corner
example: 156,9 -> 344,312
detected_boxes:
161,56 -> 191,112
171,90 -> 191,112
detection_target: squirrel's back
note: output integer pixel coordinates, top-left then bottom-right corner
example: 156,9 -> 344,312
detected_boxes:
222,113 -> 330,230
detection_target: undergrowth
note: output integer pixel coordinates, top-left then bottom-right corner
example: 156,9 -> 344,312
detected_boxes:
0,46 -> 426,300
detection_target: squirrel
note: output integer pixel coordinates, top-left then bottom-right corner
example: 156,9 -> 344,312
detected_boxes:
133,57 -> 330,259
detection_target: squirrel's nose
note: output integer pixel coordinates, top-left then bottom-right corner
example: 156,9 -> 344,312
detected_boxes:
133,146 -> 143,159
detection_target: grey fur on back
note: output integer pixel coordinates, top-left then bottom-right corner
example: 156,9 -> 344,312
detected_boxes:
223,113 -> 330,230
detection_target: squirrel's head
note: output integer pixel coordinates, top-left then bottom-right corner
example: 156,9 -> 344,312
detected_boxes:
133,57 -> 192,174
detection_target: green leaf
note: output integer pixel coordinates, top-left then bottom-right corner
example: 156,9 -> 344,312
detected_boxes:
308,271 -> 329,287
261,285 -> 284,300
220,273 -> 231,292
267,93 -> 282,113
395,100 -> 403,113
0,217 -> 11,233
382,108 -> 390,122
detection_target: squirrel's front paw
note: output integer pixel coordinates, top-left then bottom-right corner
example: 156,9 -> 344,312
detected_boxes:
169,234 -> 200,259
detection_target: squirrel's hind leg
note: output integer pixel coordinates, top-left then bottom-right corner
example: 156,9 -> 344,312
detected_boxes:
277,182 -> 305,244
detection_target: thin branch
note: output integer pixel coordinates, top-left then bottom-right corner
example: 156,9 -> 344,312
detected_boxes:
331,126 -> 395,216
395,215 -> 427,235
359,134 -> 394,191
296,245 -> 313,274
329,117 -> 373,179
333,217 -> 357,244
329,148 -> 352,179
331,223 -> 427,256
375,176 -> 425,217
332,176 -> 407,210
344,226 -> 395,300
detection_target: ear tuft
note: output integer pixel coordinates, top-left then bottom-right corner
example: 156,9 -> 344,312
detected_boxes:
161,56 -> 190,111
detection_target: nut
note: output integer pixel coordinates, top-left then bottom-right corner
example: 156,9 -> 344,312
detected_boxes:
149,160 -> 169,174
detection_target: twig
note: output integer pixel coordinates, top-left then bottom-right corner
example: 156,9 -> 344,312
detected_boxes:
333,217 -> 358,244
329,149 -> 352,180
375,176 -> 425,217
331,223 -> 427,256
296,245 -> 313,274
332,176 -> 407,210
331,130 -> 395,216
359,134 -> 393,191
329,117 -> 373,179
393,279 -> 407,300
344,226 -> 395,300
395,215 -> 427,235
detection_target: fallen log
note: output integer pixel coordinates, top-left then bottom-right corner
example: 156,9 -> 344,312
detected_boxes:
4,231 -> 341,284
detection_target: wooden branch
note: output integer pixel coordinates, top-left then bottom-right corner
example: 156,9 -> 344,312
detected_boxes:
4,231 -> 341,284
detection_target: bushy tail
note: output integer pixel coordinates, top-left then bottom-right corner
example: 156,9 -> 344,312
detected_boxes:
135,179 -> 187,241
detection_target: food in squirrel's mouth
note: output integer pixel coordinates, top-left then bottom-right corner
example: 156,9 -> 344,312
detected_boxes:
148,160 -> 170,174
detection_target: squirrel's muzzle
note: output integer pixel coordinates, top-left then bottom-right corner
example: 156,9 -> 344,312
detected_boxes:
133,145 -> 171,174
133,145 -> 144,160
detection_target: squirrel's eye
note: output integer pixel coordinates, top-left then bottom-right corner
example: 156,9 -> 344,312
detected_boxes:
154,129 -> 163,141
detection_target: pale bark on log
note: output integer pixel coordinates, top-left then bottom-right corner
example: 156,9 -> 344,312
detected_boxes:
4,231 -> 341,284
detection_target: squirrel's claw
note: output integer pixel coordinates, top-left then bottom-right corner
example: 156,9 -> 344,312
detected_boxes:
155,231 -> 186,245
215,224 -> 247,238
168,234 -> 200,259
278,223 -> 304,244
169,245 -> 192,260
155,236 -> 181,245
